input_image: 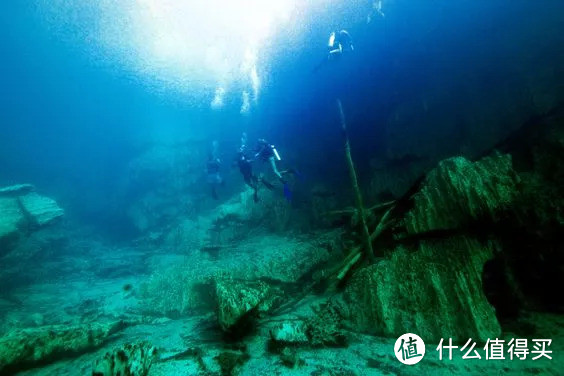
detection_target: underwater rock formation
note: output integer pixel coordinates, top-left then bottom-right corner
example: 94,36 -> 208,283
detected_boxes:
92,341 -> 157,376
345,154 -> 520,342
305,301 -> 348,348
345,238 -> 501,343
0,321 -> 127,374
270,320 -> 309,346
140,230 -> 339,318
215,278 -> 280,334
269,301 -> 348,351
405,154 -> 519,233
209,188 -> 294,236
0,184 -> 63,255
19,192 -> 65,227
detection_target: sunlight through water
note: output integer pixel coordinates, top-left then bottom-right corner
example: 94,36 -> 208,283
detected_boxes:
38,0 -> 311,112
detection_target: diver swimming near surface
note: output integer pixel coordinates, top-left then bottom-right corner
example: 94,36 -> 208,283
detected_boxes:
328,29 -> 354,57
367,0 -> 385,23
313,29 -> 354,73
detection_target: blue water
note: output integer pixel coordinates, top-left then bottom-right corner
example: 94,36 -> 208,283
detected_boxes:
1,0 -> 563,238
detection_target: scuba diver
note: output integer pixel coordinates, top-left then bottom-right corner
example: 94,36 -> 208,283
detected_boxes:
236,146 -> 275,203
235,133 -> 275,202
367,0 -> 385,23
254,139 -> 284,182
253,138 -> 298,201
328,29 -> 354,57
206,140 -> 224,200
313,29 -> 354,73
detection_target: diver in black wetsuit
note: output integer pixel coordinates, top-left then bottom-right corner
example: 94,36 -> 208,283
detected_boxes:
252,138 -> 299,201
234,134 -> 272,202
254,139 -> 285,183
236,146 -> 274,202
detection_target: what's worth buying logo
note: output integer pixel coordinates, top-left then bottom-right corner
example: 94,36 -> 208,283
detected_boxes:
395,333 -> 426,365
394,334 -> 553,364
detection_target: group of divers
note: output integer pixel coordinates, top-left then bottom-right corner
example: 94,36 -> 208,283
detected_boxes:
206,30 -> 355,203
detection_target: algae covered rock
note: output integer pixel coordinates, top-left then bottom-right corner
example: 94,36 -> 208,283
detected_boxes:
19,192 -> 64,227
406,154 -> 519,233
345,154 -> 518,342
0,184 -> 64,255
0,321 -> 127,374
215,278 -> 279,333
269,320 -> 309,345
305,301 -> 348,348
92,341 -> 157,376
345,237 -> 501,342
269,301 -> 348,350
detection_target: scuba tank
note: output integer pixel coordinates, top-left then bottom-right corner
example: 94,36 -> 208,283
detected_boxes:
271,145 -> 281,161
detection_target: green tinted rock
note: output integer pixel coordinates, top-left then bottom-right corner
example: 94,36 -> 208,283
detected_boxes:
406,154 -> 519,234
0,321 -> 126,374
216,278 -> 276,333
0,188 -> 64,257
345,237 -> 501,342
18,192 -> 64,227
345,154 -> 518,342
270,320 -> 309,345
92,341 -> 157,376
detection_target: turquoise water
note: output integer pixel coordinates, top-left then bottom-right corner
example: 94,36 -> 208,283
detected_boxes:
0,1 -> 563,375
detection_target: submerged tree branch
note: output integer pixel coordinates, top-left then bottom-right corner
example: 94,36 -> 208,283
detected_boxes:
337,99 -> 375,263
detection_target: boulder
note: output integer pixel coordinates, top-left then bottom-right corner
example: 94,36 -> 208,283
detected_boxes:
305,301 -> 348,348
0,185 -> 63,256
0,321 -> 127,374
405,154 -> 519,233
92,341 -> 157,376
19,192 -> 64,227
269,302 -> 348,350
215,278 -> 278,333
269,320 -> 309,345
345,238 -> 501,343
345,154 -> 519,342
139,232 -> 338,318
